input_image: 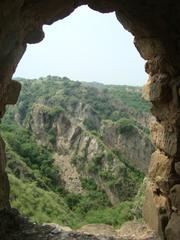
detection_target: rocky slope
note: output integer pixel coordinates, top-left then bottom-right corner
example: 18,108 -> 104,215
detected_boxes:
2,76 -> 154,227
23,77 -> 153,202
1,209 -> 159,240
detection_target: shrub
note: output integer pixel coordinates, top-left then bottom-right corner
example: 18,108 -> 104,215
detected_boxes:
48,128 -> 57,145
116,118 -> 136,135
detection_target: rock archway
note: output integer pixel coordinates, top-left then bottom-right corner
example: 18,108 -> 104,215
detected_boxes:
0,1 -> 180,239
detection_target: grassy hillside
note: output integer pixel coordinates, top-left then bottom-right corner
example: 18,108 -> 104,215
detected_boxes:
1,76 -> 151,228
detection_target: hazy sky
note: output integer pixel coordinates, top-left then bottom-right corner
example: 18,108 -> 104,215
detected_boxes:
14,6 -> 147,86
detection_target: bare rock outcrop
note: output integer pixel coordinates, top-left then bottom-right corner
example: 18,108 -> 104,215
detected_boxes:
101,120 -> 154,173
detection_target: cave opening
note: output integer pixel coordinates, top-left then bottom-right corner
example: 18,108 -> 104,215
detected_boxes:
0,1 -> 179,240
3,4 -> 153,235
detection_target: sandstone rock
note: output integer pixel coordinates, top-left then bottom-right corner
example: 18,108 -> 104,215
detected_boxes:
165,212 -> 180,240
149,150 -> 171,179
145,56 -> 175,76
116,221 -> 160,240
142,74 -> 170,102
134,38 -> 165,60
143,182 -> 169,238
150,121 -> 179,157
169,184 -> 180,210
0,137 -> 10,209
168,174 -> 180,189
6,80 -> 21,105
78,224 -> 117,237
145,59 -> 159,76
148,150 -> 172,193
175,162 -> 180,176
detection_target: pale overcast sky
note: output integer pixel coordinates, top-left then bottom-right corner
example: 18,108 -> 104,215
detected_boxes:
14,6 -> 147,86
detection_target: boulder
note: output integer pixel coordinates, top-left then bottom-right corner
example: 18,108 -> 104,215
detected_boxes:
175,162 -> 180,176
169,184 -> 180,210
150,121 -> 179,157
165,213 -> 180,240
142,74 -> 170,102
148,150 -> 172,193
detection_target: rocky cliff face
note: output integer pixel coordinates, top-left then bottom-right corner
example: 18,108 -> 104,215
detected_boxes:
101,120 -> 154,173
8,77 -> 153,205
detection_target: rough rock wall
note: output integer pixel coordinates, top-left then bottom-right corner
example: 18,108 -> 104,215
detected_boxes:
0,1 -> 180,239
100,120 -> 154,173
27,103 -> 142,205
142,52 -> 180,239
115,2 -> 180,239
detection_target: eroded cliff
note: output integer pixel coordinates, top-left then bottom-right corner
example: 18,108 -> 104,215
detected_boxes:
5,76 -> 152,205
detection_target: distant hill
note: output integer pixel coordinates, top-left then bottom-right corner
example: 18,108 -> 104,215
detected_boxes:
1,76 -> 153,228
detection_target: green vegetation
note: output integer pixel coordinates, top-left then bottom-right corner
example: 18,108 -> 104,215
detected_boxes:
83,118 -> 96,131
83,201 -> 133,227
1,120 -> 61,193
107,85 -> 151,113
14,76 -> 150,124
1,76 -> 150,228
88,154 -> 104,173
48,128 -> 57,145
9,174 -> 77,227
9,172 -> 140,229
1,118 -> 143,228
116,118 -> 136,135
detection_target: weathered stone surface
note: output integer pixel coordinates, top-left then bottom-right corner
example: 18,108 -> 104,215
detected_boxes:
0,173 -> 10,210
148,150 -> 172,194
116,221 -> 160,240
150,121 -> 179,157
143,74 -> 171,102
0,209 -> 160,240
0,137 -> 10,210
143,183 -> 169,238
134,38 -> 165,60
78,224 -> 117,237
149,150 -> 171,179
6,81 -> 21,105
145,57 -> 175,77
168,174 -> 180,189
88,0 -> 120,13
165,213 -> 180,240
25,27 -> 45,44
175,162 -> 180,176
101,119 -> 154,173
169,184 -> 180,210
43,223 -> 72,232
151,103 -> 179,123
0,1 -> 180,239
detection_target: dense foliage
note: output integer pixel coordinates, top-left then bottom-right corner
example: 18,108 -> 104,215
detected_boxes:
14,76 -> 150,125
